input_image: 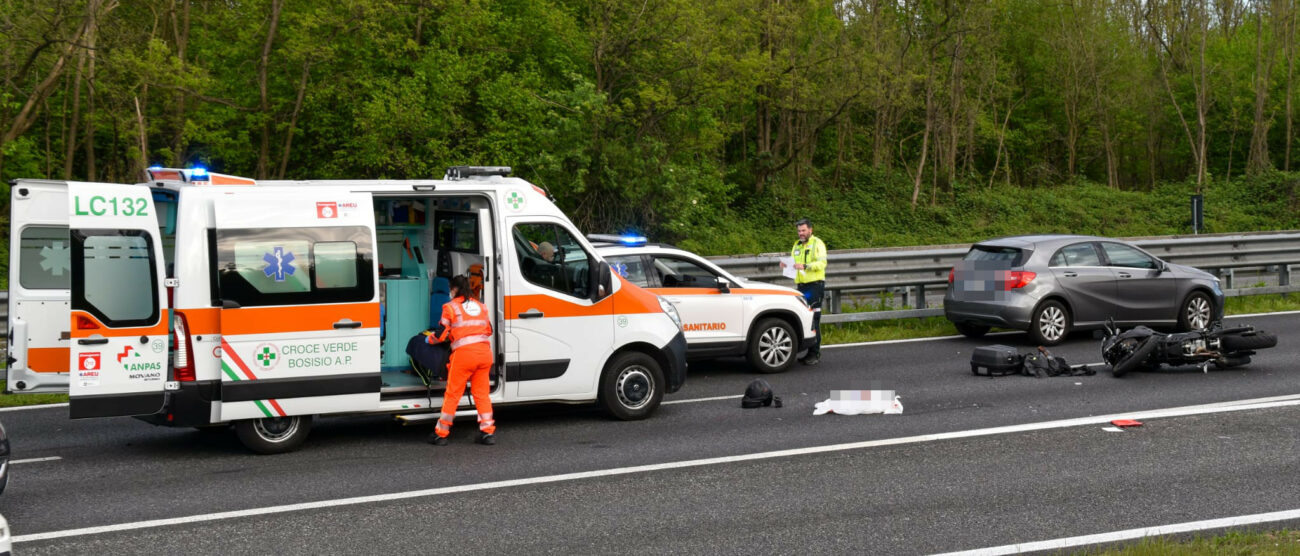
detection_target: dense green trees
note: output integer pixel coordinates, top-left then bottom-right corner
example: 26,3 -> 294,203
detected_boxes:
2,0 -> 1299,253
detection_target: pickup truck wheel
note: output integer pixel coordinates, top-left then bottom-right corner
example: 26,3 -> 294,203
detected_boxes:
599,352 -> 664,421
234,415 -> 312,454
747,318 -> 796,374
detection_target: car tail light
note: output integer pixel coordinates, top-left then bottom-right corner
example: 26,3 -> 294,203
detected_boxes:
948,267 -> 955,284
1005,270 -> 1036,290
173,311 -> 196,382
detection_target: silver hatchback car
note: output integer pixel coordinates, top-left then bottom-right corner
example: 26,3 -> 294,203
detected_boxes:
944,235 -> 1225,345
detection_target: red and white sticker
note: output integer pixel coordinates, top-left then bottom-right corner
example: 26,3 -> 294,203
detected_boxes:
78,352 -> 101,371
316,202 -> 338,219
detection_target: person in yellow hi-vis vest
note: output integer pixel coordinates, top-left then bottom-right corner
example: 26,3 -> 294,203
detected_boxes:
782,218 -> 827,365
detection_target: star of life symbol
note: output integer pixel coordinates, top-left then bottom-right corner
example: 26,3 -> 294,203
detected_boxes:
506,191 -> 526,211
263,247 -> 296,282
40,241 -> 71,276
613,262 -> 629,278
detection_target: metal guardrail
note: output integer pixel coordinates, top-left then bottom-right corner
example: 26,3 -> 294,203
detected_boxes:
2,231 -> 1298,333
709,231 -> 1300,324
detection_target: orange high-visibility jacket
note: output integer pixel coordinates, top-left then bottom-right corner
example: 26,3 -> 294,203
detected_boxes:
434,296 -> 493,350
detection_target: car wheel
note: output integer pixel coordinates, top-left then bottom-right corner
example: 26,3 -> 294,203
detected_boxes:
234,415 -> 312,454
954,322 -> 991,338
1177,291 -> 1214,331
1028,300 -> 1070,346
599,351 -> 664,421
747,318 -> 796,373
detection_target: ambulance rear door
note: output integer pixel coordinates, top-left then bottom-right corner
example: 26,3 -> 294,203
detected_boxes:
7,181 -> 72,393
212,192 -> 381,421
67,182 -> 170,418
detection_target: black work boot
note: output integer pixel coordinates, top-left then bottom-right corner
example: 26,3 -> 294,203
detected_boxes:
477,432 -> 496,445
428,432 -> 448,446
801,354 -> 821,366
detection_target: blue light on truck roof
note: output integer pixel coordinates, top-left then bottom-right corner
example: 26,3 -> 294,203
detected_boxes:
621,235 -> 647,246
190,166 -> 208,177
148,165 -> 163,170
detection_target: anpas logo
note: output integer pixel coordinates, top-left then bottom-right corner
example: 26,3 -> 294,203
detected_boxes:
316,201 -> 338,218
254,342 -> 282,370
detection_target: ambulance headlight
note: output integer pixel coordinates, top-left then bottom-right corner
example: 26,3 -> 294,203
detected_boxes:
658,297 -> 682,330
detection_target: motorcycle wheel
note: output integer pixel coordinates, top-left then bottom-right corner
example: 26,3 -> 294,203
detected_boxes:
1220,331 -> 1277,351
1111,337 -> 1159,377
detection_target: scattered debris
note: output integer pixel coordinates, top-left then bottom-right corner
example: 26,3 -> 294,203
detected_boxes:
1110,419 -> 1143,428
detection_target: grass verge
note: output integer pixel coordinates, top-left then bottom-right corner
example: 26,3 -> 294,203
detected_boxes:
1081,529 -> 1300,555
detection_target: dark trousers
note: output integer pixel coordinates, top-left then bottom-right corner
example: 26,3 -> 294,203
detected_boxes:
797,280 -> 824,357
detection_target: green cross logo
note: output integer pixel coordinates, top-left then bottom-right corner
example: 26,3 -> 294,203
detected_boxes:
507,191 -> 525,210
256,346 -> 277,367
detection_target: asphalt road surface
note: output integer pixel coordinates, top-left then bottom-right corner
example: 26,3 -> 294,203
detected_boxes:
3,312 -> 1298,555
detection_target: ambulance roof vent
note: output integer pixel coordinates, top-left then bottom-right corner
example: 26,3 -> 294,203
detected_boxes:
445,166 -> 512,180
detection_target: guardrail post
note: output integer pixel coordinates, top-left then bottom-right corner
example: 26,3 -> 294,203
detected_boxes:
916,284 -> 927,309
1221,268 -> 1235,289
1281,264 -> 1292,287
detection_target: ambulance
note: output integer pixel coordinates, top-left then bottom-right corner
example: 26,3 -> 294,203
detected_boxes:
6,166 -> 688,453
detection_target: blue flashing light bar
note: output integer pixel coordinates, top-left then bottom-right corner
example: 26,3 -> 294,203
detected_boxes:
190,166 -> 208,177
148,165 -> 163,170
620,235 -> 647,246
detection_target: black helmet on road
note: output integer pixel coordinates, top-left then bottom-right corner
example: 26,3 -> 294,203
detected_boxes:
741,379 -> 774,408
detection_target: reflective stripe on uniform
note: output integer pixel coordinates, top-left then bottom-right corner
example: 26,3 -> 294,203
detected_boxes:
449,319 -> 489,328
451,334 -> 492,350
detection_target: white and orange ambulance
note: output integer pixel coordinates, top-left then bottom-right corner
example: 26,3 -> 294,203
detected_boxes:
6,166 -> 687,453
592,237 -> 816,373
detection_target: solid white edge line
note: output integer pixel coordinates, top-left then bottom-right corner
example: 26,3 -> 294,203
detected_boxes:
934,508 -> 1300,556
14,394 -> 1300,544
662,394 -> 743,405
10,456 -> 61,465
0,403 -> 68,413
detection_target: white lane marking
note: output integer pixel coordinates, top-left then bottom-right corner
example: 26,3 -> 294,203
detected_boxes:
826,310 -> 1296,349
14,394 -> 1300,544
11,456 -> 62,465
663,394 -> 742,405
934,507 -> 1300,556
0,403 -> 68,413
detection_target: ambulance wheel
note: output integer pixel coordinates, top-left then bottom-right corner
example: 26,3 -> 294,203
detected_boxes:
599,352 -> 664,421
234,415 -> 312,454
747,318 -> 796,373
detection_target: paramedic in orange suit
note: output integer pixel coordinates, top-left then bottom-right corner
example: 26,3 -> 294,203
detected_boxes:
427,275 -> 497,446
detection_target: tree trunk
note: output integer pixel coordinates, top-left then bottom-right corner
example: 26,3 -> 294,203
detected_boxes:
83,0 -> 99,181
256,0 -> 285,180
170,0 -> 191,166
63,50 -> 87,179
278,60 -> 312,179
1247,9 -> 1276,175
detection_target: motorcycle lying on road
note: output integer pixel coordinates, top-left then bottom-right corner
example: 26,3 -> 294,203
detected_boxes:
1100,319 -> 1278,377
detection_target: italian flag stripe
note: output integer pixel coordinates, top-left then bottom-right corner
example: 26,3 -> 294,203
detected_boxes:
220,338 -> 259,380
252,400 -> 274,418
220,339 -> 285,418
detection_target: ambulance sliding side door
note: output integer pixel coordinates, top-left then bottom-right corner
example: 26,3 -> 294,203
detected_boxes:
212,192 -> 381,421
67,182 -> 170,418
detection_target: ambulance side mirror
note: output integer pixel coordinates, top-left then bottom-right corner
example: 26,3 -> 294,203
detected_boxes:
593,262 -> 613,301
717,278 -> 731,294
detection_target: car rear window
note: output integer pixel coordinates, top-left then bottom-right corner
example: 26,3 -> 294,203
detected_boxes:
963,245 -> 1027,266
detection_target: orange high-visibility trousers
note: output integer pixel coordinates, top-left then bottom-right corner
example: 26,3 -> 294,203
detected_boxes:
434,343 -> 495,438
